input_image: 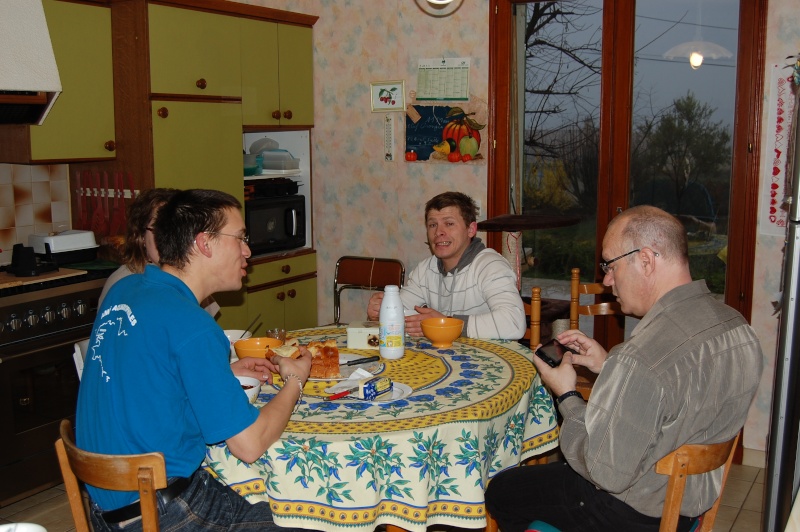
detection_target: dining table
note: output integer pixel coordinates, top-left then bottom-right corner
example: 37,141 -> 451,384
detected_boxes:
204,326 -> 559,532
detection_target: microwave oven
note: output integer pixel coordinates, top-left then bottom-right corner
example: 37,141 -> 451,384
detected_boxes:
244,195 -> 306,254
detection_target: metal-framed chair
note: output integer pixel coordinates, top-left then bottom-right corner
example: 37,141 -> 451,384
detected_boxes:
55,419 -> 168,532
333,256 -> 405,324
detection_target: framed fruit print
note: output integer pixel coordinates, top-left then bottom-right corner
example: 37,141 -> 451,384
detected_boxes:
370,80 -> 406,112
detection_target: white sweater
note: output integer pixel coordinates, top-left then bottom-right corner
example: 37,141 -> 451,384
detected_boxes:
400,246 -> 526,340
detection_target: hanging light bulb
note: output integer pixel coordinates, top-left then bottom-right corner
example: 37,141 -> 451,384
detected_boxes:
663,1 -> 732,69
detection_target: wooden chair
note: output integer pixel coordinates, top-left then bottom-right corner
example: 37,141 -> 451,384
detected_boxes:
569,267 -> 623,400
524,286 -> 543,347
55,419 -> 168,532
333,256 -> 405,324
655,431 -> 740,532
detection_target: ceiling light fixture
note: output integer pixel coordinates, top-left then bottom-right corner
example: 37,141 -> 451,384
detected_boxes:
415,0 -> 463,17
427,0 -> 454,4
663,2 -> 732,70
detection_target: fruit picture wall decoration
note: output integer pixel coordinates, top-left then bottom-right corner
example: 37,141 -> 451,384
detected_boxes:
370,80 -> 406,112
405,105 -> 486,163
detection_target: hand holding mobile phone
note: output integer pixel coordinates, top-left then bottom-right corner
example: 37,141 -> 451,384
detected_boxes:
535,339 -> 576,368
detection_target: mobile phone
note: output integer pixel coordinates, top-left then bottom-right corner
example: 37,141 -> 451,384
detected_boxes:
535,339 -> 575,368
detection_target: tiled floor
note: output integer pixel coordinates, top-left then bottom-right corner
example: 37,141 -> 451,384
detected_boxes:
0,464 -> 765,531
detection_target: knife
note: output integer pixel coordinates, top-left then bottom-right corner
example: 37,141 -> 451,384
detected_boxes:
340,355 -> 380,366
324,388 -> 357,401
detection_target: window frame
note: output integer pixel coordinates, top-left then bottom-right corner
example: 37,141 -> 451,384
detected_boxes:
487,0 -> 766,330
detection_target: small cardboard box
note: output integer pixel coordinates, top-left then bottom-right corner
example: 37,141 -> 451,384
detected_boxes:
347,321 -> 380,350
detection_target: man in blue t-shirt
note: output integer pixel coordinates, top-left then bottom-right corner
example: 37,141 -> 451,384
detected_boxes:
76,189 -> 311,531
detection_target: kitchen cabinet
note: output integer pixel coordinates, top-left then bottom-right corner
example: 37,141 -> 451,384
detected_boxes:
240,20 -> 314,127
151,100 -> 243,204
148,4 -> 241,97
0,0 -> 115,163
216,251 -> 318,333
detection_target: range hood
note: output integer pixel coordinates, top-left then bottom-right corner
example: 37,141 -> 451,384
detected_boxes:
0,0 -> 61,126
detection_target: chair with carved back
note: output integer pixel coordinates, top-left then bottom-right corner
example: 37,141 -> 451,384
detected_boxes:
569,267 -> 623,400
655,431 -> 740,532
333,256 -> 405,325
55,419 -> 168,532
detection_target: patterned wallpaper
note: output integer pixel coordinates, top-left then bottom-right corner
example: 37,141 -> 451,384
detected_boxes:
231,0 -> 795,456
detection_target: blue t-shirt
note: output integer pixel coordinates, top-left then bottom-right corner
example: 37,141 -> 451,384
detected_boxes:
75,265 -> 259,511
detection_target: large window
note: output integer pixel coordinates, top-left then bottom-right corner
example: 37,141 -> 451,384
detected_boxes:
489,0 -> 765,344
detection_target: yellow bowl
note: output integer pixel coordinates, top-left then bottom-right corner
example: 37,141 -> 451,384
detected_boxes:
421,317 -> 464,348
234,337 -> 283,359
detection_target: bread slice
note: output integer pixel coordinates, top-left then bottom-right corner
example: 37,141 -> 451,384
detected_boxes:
269,345 -> 300,359
307,340 -> 341,379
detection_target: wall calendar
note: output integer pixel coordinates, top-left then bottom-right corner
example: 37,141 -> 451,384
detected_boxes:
416,58 -> 470,101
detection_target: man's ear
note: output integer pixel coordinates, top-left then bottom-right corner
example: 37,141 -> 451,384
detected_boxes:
640,248 -> 658,276
194,232 -> 213,258
468,221 -> 478,238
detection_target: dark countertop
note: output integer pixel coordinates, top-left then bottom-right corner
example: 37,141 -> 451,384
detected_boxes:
477,214 -> 582,232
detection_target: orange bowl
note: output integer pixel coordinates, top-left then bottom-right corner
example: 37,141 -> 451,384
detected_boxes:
421,317 -> 464,348
234,337 -> 283,358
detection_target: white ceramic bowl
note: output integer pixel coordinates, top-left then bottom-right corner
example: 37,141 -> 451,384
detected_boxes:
225,330 -> 253,362
236,375 -> 260,403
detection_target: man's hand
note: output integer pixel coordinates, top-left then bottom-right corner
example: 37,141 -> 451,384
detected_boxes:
367,292 -> 384,321
405,305 -> 443,337
532,344 -> 578,397
556,330 -> 608,374
231,357 -> 278,384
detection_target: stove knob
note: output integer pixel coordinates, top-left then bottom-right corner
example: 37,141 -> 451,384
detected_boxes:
42,309 -> 57,325
59,304 -> 72,320
25,313 -> 40,327
74,300 -> 88,316
8,317 -> 23,332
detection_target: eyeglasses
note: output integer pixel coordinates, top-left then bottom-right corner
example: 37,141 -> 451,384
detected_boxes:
204,231 -> 250,245
599,249 -> 640,274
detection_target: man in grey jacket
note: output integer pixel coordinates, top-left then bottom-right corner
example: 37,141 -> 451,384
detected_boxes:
485,205 -> 763,532
367,191 -> 526,340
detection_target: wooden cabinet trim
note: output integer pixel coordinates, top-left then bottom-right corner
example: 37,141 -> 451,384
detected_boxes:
147,0 -> 318,27
246,271 -> 317,293
149,93 -> 242,103
247,248 -> 316,267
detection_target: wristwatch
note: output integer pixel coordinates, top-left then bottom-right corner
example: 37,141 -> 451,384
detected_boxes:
556,390 -> 582,405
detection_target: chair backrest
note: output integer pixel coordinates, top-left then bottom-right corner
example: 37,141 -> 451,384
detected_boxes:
569,267 -> 622,329
55,419 -> 168,532
526,286 -> 543,347
333,256 -> 405,324
73,339 -> 89,381
655,431 -> 740,532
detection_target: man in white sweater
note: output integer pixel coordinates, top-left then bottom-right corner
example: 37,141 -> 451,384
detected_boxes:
368,191 -> 526,340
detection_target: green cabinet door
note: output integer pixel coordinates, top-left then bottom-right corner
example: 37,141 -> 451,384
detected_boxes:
151,100 -> 243,205
240,20 -> 313,127
277,24 -> 314,127
148,4 -> 241,97
283,278 -> 318,331
29,0 -> 115,161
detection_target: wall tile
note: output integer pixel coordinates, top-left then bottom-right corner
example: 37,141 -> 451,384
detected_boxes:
0,164 -> 70,265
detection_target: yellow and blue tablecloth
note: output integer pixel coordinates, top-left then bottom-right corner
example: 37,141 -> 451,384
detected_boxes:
205,327 -> 558,532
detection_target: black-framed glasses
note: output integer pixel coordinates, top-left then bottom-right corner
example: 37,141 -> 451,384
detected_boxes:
204,231 -> 250,245
599,248 -> 640,274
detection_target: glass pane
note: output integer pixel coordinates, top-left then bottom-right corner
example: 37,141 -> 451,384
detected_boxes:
514,0 -> 603,327
630,0 -> 738,297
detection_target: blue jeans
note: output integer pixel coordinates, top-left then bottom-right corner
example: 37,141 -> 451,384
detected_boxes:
90,469 -> 299,532
485,462 -> 697,532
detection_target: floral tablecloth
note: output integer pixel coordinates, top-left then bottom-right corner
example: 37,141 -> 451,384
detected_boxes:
205,327 -> 558,532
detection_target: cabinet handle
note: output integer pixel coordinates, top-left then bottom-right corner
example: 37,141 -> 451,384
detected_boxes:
104,140 -> 116,152
196,78 -> 207,90
277,292 -> 286,302
157,107 -> 169,119
283,110 -> 293,120
281,265 -> 291,274
288,289 -> 297,298
272,110 -> 281,120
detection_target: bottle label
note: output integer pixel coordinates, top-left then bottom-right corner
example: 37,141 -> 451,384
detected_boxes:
380,324 -> 403,348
